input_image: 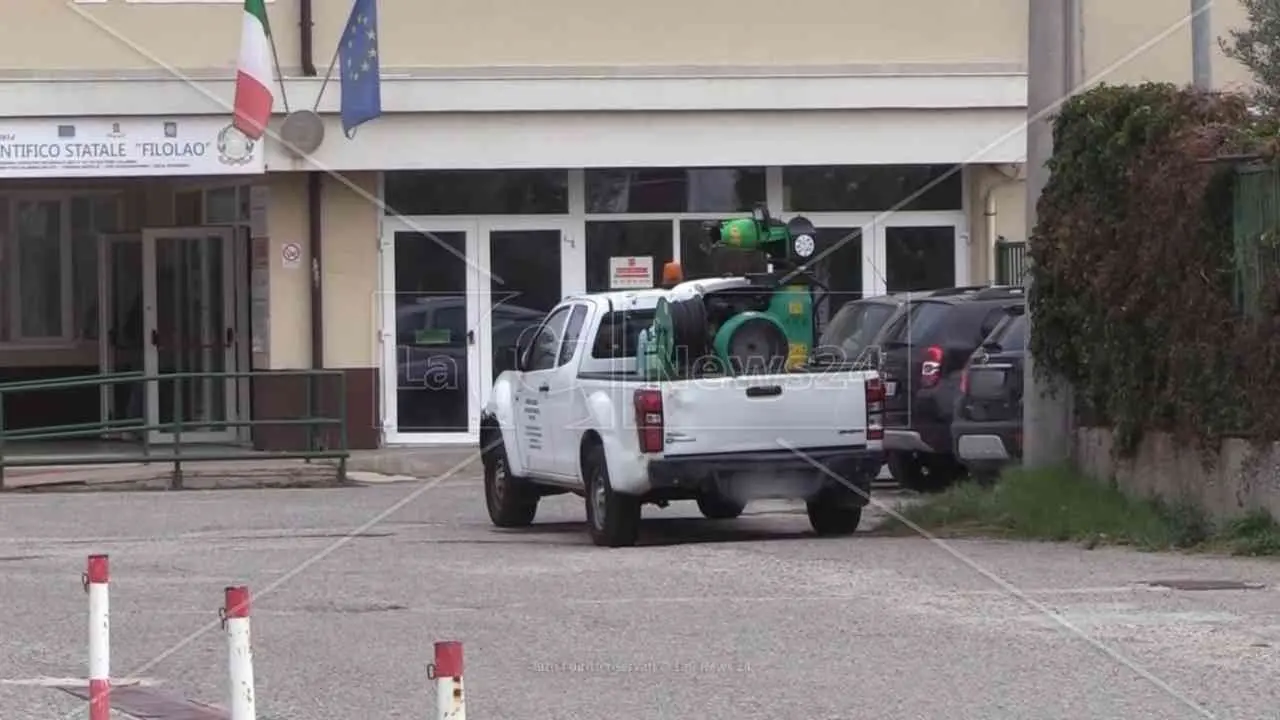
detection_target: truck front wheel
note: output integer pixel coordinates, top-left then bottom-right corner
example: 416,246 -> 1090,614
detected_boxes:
583,444 -> 641,547
484,438 -> 539,528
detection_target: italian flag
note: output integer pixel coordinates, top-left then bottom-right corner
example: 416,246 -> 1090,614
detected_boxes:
232,0 -> 274,140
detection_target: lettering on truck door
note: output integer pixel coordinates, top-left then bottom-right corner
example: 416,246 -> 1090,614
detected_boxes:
514,305 -> 572,475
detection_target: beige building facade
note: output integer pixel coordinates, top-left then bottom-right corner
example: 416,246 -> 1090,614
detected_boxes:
0,0 -> 1253,448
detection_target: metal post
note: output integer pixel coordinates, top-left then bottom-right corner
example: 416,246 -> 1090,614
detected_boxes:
431,641 -> 465,720
304,372 -> 314,462
223,586 -> 256,720
85,554 -> 110,720
172,376 -> 184,489
337,372 -> 348,484
0,392 -> 6,490
1024,0 -> 1074,468
1192,0 -> 1212,89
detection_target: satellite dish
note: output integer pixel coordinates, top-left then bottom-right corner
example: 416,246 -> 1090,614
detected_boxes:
278,110 -> 325,157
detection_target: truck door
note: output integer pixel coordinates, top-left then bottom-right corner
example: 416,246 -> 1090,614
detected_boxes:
512,305 -> 572,475
540,303 -> 592,478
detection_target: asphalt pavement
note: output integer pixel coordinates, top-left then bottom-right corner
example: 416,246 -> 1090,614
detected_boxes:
1,467 -> 1278,719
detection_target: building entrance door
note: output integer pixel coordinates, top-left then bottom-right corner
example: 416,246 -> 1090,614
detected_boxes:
97,234 -> 144,434
380,219 -> 483,444
141,227 -> 239,444
477,219 -> 577,410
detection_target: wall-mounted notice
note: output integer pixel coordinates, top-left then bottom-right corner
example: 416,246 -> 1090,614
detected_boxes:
609,255 -> 653,289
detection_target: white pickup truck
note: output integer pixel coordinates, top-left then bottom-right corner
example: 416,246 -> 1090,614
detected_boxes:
479,281 -> 885,547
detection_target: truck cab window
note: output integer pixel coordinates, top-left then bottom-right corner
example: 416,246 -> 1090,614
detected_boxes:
528,306 -> 571,371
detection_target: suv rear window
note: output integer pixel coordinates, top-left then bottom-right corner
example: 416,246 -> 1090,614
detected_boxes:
819,302 -> 895,354
986,313 -> 1028,351
879,301 -> 951,345
591,310 -> 656,358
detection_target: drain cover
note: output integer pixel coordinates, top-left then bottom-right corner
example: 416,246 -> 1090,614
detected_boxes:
1144,579 -> 1266,591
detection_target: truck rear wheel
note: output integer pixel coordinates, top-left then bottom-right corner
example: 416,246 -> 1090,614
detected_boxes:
806,501 -> 862,536
583,444 -> 641,547
483,438 -> 539,528
696,495 -> 745,520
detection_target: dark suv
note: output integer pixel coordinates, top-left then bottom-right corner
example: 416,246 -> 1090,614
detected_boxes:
817,288 -> 989,363
952,308 -> 1027,482
871,286 -> 1025,492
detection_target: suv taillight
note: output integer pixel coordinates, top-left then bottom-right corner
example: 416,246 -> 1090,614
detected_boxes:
921,345 -> 943,388
634,388 -> 664,453
959,367 -> 970,394
865,376 -> 885,441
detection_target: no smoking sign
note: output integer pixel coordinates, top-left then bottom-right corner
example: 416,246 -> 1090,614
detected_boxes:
281,242 -> 302,269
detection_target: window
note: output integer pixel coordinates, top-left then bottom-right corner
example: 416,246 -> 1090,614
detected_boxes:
1,195 -> 120,344
585,221 -> 673,293
783,165 -> 962,212
592,310 -> 656,359
527,306 -> 571,371
384,170 -> 569,215
585,167 -> 765,213
881,301 -> 951,346
989,313 -> 1028,351
885,226 -> 957,292
819,302 -> 895,357
558,305 -> 589,366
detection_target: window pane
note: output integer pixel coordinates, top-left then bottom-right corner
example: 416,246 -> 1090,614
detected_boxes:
810,226 -> 865,332
205,186 -> 239,223
678,218 -> 766,281
0,198 -> 8,342
15,200 -> 63,338
70,196 -> 118,341
385,170 -> 569,215
174,190 -> 202,225
783,165 -> 962,212
885,226 -> 956,292
585,167 -> 765,213
585,221 -> 673,293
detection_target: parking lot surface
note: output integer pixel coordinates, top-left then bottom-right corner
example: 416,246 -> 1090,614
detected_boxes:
1,471 -> 1278,719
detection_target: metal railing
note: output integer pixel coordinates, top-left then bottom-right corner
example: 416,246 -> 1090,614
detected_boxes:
0,370 -> 348,489
996,239 -> 1028,286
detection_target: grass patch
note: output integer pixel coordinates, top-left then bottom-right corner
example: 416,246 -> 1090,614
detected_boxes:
878,465 -> 1280,555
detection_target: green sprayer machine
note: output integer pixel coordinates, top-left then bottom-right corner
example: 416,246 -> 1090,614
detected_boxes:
637,204 -> 830,379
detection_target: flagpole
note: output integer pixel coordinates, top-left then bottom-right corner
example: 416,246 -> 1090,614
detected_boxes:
313,40 -> 342,112
267,24 -> 291,113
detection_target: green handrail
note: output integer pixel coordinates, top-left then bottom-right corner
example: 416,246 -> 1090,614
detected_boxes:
0,369 -> 349,490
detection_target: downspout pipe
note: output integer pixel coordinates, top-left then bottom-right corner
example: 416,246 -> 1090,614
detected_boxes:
300,0 -> 325,446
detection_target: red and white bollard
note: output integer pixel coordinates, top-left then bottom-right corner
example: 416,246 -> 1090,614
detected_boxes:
430,641 -> 465,720
84,554 -> 110,720
222,586 -> 256,720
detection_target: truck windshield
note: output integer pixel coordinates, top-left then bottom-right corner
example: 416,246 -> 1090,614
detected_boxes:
592,310 -> 657,358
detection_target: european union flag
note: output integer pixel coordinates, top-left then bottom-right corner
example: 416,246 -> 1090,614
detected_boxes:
339,0 -> 382,138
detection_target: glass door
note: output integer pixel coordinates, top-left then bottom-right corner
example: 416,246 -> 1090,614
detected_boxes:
381,218 -> 483,444
795,217 -> 877,333
97,234 -> 144,436
142,227 -> 238,444
477,219 -> 577,409
877,212 -> 969,292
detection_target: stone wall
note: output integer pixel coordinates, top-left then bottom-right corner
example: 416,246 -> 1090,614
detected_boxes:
1075,427 -> 1280,521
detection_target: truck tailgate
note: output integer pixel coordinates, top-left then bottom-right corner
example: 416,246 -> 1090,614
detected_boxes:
660,373 -> 869,456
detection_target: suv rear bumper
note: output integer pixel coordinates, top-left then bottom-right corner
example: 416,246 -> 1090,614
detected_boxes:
646,446 -> 882,502
951,419 -> 1021,467
884,423 -> 951,455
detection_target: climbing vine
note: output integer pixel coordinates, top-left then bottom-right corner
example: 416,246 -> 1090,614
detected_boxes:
1027,83 -> 1280,454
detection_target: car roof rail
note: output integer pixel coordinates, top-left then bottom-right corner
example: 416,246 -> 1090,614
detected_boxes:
925,285 -> 988,297
970,285 -> 1027,300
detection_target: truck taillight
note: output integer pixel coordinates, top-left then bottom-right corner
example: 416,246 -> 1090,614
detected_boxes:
959,367 -> 970,394
865,376 -> 884,441
921,345 -> 943,388
634,388 -> 664,453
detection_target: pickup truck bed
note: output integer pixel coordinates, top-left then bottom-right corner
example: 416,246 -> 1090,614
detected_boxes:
480,284 -> 884,547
